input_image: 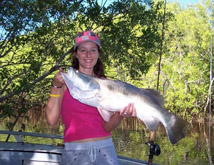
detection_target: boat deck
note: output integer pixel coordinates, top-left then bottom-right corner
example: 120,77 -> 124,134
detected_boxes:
0,130 -> 154,165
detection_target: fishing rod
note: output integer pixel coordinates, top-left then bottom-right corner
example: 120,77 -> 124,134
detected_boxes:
145,141 -> 161,165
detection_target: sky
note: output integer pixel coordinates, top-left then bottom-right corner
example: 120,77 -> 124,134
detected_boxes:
100,0 -> 200,8
169,0 -> 199,7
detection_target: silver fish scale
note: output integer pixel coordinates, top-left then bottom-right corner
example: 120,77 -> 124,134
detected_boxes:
97,78 -> 164,109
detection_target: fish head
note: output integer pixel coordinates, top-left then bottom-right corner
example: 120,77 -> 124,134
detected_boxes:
62,67 -> 98,90
69,67 -> 89,89
62,67 -> 101,106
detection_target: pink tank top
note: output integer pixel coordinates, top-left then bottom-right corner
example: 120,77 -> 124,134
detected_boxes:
61,89 -> 111,142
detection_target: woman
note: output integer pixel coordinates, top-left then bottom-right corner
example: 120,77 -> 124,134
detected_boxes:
45,30 -> 136,165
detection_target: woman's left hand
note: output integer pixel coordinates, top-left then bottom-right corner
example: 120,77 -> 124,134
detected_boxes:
103,103 -> 137,132
120,103 -> 136,118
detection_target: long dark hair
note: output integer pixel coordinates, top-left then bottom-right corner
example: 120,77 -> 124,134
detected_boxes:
71,46 -> 106,78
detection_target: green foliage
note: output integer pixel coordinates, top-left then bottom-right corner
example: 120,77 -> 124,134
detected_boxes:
0,0 -> 213,123
129,131 -> 142,143
0,0 -> 163,122
112,123 -> 212,165
141,0 -> 213,118
101,1 -> 163,78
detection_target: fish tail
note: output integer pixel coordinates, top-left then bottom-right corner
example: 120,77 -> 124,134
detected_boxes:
165,115 -> 190,144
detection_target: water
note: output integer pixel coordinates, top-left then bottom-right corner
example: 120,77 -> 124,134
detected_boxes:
0,112 -> 213,165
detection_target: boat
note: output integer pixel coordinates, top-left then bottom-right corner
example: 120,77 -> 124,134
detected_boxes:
0,130 -> 156,165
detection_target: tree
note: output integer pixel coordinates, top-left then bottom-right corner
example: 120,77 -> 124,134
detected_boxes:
142,0 -> 213,118
0,0 -> 162,122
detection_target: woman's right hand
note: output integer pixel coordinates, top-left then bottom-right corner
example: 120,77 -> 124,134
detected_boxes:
45,68 -> 66,126
52,68 -> 65,88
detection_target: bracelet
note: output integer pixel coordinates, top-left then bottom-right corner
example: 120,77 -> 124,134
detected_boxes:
50,94 -> 61,97
51,82 -> 62,88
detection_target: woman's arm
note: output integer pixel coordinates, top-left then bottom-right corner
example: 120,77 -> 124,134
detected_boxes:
45,69 -> 66,126
103,103 -> 136,132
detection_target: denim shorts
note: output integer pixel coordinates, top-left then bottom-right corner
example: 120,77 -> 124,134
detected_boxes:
61,138 -> 119,165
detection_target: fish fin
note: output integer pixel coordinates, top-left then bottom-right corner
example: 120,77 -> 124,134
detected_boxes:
97,107 -> 112,122
145,89 -> 164,106
140,117 -> 160,131
165,115 -> 190,144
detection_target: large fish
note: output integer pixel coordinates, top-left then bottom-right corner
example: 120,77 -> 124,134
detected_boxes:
61,67 -> 189,144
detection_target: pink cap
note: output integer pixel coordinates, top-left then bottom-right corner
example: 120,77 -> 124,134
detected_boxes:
74,30 -> 101,50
